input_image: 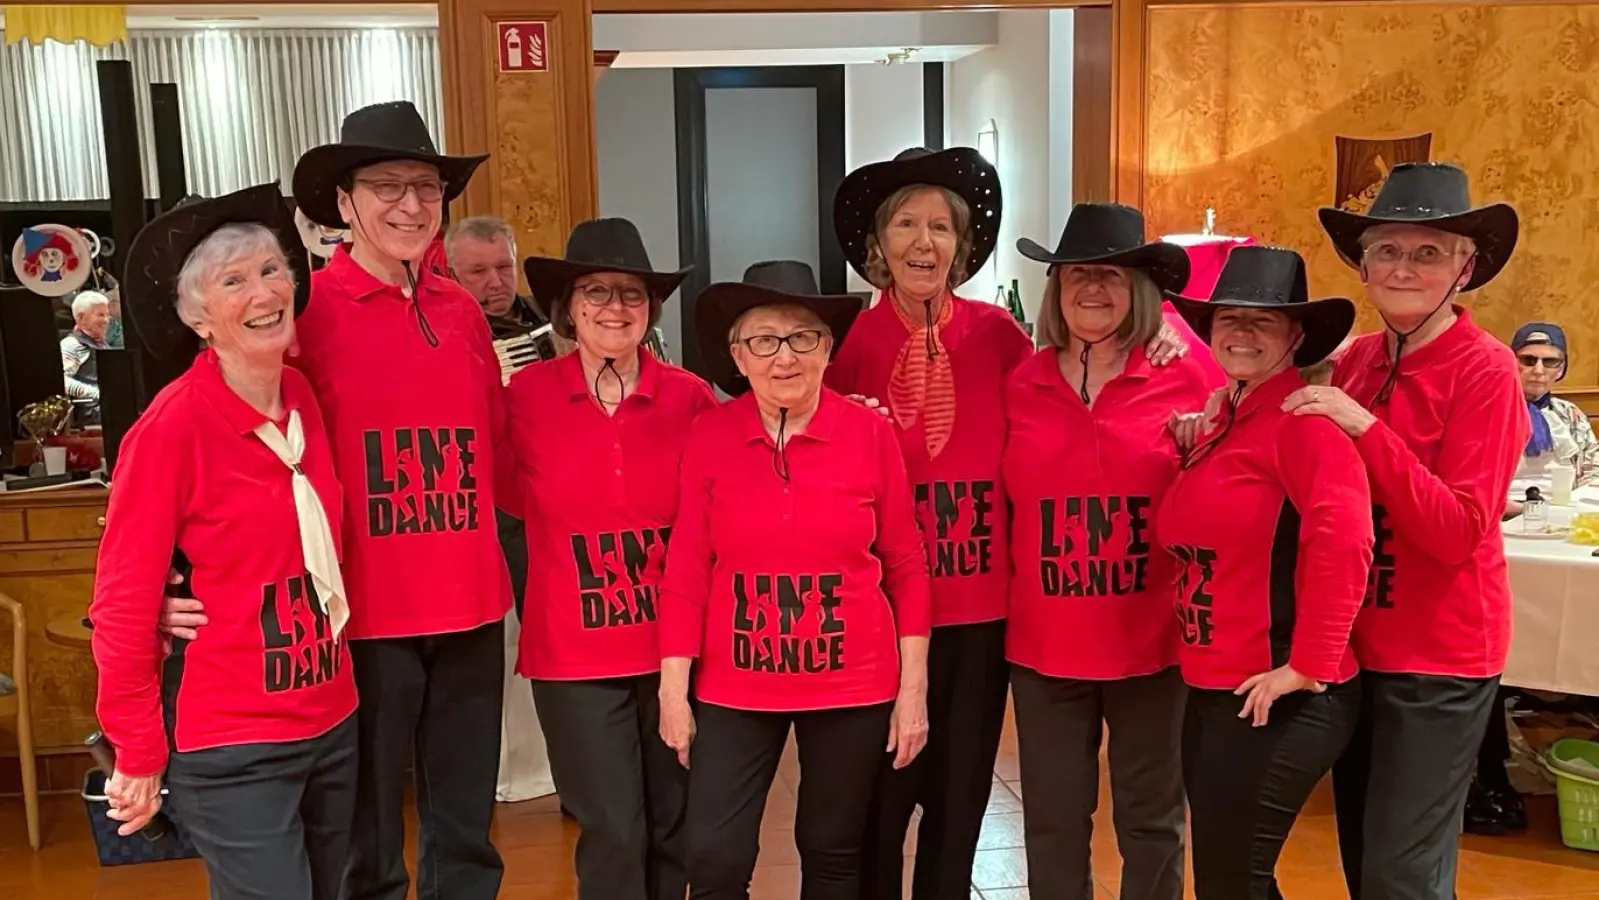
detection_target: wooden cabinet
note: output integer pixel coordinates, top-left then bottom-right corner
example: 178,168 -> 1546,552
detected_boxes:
0,487 -> 106,758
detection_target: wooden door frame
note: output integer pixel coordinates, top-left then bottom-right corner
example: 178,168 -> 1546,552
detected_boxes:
672,65 -> 848,376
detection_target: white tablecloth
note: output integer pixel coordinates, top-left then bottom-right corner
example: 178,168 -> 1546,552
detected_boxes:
1501,490 -> 1599,696
496,609 -> 556,802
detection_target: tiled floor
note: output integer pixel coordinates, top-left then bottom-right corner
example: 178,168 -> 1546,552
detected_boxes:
3,705 -> 1597,898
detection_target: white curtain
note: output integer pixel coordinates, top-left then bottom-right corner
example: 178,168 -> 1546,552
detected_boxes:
0,28 -> 445,203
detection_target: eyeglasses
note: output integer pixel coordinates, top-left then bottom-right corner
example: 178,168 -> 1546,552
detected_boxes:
1362,241 -> 1463,270
578,283 -> 649,307
738,329 -> 824,358
1518,354 -> 1565,370
356,179 -> 445,203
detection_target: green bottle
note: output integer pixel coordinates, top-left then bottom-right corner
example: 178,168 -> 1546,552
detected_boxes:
1007,278 -> 1026,324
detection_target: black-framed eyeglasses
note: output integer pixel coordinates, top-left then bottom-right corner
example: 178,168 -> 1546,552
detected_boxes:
356,179 -> 445,203
738,329 -> 824,358
579,284 -> 649,307
1518,354 -> 1565,370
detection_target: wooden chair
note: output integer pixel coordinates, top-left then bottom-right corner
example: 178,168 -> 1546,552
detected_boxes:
0,593 -> 39,850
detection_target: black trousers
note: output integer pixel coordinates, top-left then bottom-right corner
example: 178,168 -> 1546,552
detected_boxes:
533,674 -> 688,900
1010,664 -> 1187,900
1332,672 -> 1499,900
858,620 -> 1008,900
1474,686 -> 1517,792
166,714 -> 359,900
686,700 -> 893,900
342,621 -> 506,900
1184,680 -> 1361,900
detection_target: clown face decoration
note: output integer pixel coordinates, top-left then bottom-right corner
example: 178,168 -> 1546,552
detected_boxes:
11,225 -> 93,297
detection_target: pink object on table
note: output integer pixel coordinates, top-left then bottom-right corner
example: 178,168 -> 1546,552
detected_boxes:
1163,236 -> 1257,387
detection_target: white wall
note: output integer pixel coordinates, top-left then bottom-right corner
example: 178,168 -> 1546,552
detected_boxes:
844,63 -> 925,292
593,68 -> 684,359
947,9 -> 1071,318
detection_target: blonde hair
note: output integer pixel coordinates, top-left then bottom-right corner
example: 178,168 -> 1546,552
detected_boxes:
1034,267 -> 1164,351
862,185 -> 973,290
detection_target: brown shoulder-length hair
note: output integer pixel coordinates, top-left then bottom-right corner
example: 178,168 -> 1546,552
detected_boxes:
862,184 -> 974,291
1034,267 -> 1164,352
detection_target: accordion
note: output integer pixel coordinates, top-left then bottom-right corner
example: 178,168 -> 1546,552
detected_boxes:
493,324 -> 556,386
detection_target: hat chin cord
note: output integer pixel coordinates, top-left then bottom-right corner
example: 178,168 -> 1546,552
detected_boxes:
593,357 -> 625,409
1182,341 -> 1296,471
354,206 -> 439,348
1365,252 -> 1471,405
773,407 -> 791,483
1066,330 -> 1117,406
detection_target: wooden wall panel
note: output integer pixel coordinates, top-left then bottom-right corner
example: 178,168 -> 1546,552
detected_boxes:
1139,3 -> 1599,398
441,0 -> 597,262
1072,5 -> 1113,202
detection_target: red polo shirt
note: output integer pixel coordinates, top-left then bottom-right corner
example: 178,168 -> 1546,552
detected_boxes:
1155,368 -> 1374,690
658,389 -> 932,712
92,351 -> 356,777
1004,347 -> 1216,679
508,351 -> 717,680
1332,308 -> 1527,677
293,247 -> 513,639
825,295 -> 1032,627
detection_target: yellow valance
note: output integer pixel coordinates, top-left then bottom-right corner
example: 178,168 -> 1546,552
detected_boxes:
3,5 -> 127,47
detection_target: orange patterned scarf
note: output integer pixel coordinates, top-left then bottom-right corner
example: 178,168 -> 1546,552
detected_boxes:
886,289 -> 957,458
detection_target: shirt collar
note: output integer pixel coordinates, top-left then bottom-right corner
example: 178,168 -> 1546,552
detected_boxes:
563,348 -> 661,402
739,387 -> 839,445
323,245 -> 414,303
1367,304 -> 1479,373
191,348 -> 303,435
1229,366 -> 1303,423
1026,343 -> 1154,390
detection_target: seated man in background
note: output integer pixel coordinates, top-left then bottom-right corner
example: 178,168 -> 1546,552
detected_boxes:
60,290 -> 113,425
445,215 -> 557,381
1505,321 -> 1599,517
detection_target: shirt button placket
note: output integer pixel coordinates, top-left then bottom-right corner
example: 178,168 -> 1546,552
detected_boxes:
611,426 -> 626,506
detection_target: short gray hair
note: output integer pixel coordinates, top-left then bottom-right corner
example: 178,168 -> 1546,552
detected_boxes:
1034,267 -> 1163,351
71,291 -> 110,318
1358,224 -> 1477,257
728,303 -> 829,344
175,223 -> 291,330
445,216 -> 517,267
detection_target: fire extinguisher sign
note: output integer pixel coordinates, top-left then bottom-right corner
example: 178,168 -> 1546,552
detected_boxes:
496,21 -> 549,73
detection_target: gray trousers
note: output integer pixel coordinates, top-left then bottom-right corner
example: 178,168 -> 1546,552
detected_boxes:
1332,672 -> 1499,900
533,673 -> 688,900
1011,665 -> 1187,900
165,714 -> 359,900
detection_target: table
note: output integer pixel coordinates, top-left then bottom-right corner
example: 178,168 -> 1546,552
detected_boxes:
1501,488 -> 1599,696
44,615 -> 92,651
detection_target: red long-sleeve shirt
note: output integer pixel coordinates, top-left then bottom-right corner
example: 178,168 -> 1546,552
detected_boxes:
1155,368 -> 1374,690
92,351 -> 356,777
292,248 -> 513,639
658,389 -> 932,712
508,351 -> 717,680
1003,348 -> 1216,679
825,295 -> 1032,627
1332,308 -> 1527,677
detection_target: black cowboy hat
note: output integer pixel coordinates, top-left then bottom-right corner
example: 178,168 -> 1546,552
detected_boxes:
1017,202 -> 1191,293
123,183 -> 312,391
1166,246 -> 1355,368
524,218 -> 693,336
833,147 -> 1001,286
695,260 -> 864,397
292,101 -> 487,229
1317,162 -> 1518,292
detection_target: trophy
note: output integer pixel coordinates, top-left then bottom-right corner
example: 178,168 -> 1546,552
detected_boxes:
19,395 -> 74,476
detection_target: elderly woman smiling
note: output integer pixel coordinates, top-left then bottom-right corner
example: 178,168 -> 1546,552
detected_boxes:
509,217 -> 714,900
658,261 -> 931,900
828,150 -> 1192,900
92,185 -> 356,900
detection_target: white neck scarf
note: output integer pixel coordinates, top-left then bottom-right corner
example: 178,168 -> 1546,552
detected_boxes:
253,411 -> 349,641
